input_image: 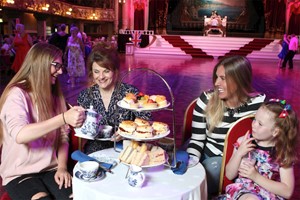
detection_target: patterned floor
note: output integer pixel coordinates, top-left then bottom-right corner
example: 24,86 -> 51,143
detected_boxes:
0,54 -> 299,199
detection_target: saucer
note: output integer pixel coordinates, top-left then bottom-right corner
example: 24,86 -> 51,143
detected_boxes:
75,170 -> 105,182
75,132 -> 95,140
91,154 -> 119,168
74,128 -> 97,140
95,137 -> 112,141
188,155 -> 199,168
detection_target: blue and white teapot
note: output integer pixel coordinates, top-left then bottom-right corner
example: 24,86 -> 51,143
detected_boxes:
81,105 -> 102,138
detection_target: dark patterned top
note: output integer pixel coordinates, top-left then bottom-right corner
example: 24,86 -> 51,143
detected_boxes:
77,83 -> 151,154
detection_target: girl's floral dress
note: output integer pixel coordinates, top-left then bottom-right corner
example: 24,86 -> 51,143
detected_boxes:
218,141 -> 285,200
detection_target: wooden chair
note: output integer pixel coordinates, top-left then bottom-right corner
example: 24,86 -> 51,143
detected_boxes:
181,98 -> 197,147
218,114 -> 255,194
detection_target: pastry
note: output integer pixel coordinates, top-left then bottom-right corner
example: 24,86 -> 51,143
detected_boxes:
155,95 -> 168,107
134,125 -> 153,138
118,120 -> 137,135
152,121 -> 169,135
134,118 -> 150,126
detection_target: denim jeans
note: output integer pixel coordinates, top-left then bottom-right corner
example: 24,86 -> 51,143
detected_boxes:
201,154 -> 222,197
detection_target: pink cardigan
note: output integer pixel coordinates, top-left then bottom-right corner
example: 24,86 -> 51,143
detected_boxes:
0,87 -> 68,185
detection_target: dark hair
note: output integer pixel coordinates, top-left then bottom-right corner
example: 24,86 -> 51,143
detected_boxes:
60,24 -> 66,31
86,42 -> 120,84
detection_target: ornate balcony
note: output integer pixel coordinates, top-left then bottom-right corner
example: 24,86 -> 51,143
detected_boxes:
0,0 -> 115,22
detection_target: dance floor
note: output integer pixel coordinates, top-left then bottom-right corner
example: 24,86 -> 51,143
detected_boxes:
0,54 -> 299,199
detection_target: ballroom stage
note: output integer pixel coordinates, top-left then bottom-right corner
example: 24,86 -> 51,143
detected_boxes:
0,47 -> 300,199
131,34 -> 300,61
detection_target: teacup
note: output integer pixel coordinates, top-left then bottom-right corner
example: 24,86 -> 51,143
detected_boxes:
98,125 -> 113,138
78,161 -> 99,179
81,105 -> 102,138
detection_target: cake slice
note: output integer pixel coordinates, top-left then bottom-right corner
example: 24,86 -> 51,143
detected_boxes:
149,146 -> 166,165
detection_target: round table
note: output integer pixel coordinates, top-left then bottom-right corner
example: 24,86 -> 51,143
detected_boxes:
72,148 -> 207,200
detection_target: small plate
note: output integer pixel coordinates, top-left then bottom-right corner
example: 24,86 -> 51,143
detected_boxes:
117,101 -> 170,111
75,170 -> 105,182
188,155 -> 199,168
118,130 -> 170,141
94,137 -> 112,141
91,154 -> 119,168
74,132 -> 95,140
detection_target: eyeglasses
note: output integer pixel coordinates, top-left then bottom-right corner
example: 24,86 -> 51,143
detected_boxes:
51,62 -> 65,71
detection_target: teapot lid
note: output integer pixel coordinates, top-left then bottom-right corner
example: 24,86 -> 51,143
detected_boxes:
87,105 -> 96,113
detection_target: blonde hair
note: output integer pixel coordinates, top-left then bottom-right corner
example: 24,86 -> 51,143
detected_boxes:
15,23 -> 24,31
0,43 -> 66,145
262,102 -> 299,167
206,56 -> 256,131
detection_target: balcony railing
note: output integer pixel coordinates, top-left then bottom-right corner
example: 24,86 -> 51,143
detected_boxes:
0,0 -> 115,22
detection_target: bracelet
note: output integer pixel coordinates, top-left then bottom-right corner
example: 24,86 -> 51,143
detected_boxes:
62,112 -> 67,124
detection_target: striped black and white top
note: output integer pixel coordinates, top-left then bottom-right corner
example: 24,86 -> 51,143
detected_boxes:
187,90 -> 266,160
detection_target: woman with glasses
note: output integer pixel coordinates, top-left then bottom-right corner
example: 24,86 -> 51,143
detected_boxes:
0,43 -> 86,199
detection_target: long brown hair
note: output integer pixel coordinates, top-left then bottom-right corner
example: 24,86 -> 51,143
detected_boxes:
0,42 -> 66,145
206,56 -> 257,131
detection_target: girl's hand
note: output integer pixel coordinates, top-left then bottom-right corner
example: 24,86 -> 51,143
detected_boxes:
64,106 -> 86,127
238,160 -> 258,181
54,168 -> 72,189
236,131 -> 256,158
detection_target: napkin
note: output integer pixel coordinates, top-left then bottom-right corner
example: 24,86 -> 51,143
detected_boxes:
71,150 -> 113,170
171,150 -> 189,175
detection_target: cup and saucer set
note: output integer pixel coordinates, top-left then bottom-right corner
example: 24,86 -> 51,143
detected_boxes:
75,161 -> 106,182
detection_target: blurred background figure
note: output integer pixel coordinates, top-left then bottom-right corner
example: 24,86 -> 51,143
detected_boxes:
11,24 -> 32,73
65,26 -> 85,87
277,34 -> 290,67
1,35 -> 15,63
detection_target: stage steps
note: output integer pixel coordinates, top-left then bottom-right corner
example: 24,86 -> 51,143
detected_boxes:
134,35 -> 300,61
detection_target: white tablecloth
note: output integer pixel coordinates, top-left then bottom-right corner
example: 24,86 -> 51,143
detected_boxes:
73,148 -> 207,200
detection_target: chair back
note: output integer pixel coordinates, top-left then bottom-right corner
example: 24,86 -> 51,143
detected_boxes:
181,98 -> 197,146
218,114 -> 254,194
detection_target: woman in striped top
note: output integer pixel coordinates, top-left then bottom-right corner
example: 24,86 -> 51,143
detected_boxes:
187,56 -> 266,196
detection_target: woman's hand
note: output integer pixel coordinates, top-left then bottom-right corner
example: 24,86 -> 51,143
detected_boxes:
55,168 -> 72,189
110,132 -> 123,142
64,106 -> 86,127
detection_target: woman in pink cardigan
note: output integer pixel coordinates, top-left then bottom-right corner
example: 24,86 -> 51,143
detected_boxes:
0,43 -> 86,199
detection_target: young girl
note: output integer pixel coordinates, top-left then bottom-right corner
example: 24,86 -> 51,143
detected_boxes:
0,43 -> 86,199
219,99 -> 298,200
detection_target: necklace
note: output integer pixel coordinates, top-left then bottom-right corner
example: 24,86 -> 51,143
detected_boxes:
225,101 -> 250,117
